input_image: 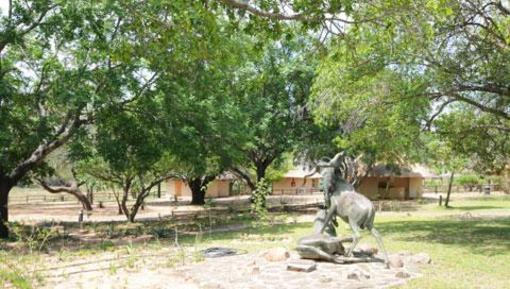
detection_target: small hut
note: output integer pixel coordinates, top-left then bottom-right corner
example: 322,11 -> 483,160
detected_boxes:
166,173 -> 237,199
357,164 -> 437,200
271,167 -> 322,195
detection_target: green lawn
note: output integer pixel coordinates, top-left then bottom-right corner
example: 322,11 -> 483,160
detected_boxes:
1,195 -> 510,289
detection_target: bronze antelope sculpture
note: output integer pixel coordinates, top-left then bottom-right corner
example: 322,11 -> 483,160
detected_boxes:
306,152 -> 390,267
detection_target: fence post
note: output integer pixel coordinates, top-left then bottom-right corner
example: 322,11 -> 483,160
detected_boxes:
439,195 -> 443,206
157,183 -> 161,198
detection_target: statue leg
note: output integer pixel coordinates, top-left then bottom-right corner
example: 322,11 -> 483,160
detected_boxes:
319,205 -> 337,234
370,227 -> 390,268
296,245 -> 339,263
346,219 -> 361,257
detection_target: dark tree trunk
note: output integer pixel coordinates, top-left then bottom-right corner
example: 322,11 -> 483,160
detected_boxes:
189,179 -> 206,205
0,178 -> 13,239
255,163 -> 268,183
86,186 -> 94,204
74,192 -> 93,211
445,172 -> 455,207
188,176 -> 216,205
129,202 -> 141,223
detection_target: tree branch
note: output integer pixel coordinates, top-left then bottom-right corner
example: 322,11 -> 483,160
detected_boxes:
37,178 -> 92,210
218,0 -> 308,21
230,167 -> 256,190
9,110 -> 86,182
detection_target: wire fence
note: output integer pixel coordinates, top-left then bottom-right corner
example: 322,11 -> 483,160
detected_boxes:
9,187 -> 166,205
423,184 -> 502,194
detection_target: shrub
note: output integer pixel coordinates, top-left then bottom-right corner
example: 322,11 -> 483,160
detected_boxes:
251,178 -> 271,219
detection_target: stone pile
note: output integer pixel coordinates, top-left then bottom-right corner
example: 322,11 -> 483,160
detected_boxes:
176,247 -> 431,289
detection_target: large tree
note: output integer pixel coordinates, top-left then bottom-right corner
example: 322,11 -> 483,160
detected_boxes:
230,36 -> 319,190
223,0 -> 510,144
0,1 -> 157,237
0,0 -> 237,237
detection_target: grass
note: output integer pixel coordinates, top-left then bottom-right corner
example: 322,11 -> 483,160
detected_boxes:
1,195 -> 510,288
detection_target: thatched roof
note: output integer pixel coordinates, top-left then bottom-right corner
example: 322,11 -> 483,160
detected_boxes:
282,164 -> 437,179
367,164 -> 437,178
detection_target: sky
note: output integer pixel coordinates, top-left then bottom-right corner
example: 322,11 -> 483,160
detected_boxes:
0,1 -> 8,16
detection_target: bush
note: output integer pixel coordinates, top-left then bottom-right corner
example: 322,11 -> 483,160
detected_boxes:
455,174 -> 481,186
251,178 -> 271,219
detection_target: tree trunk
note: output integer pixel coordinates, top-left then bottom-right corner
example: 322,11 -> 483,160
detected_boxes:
39,180 -> 93,211
188,176 -> 216,205
128,202 -> 140,223
255,163 -> 267,183
120,188 -> 131,220
0,178 -> 13,239
445,172 -> 455,207
73,191 -> 93,211
86,186 -> 94,204
188,179 -> 204,205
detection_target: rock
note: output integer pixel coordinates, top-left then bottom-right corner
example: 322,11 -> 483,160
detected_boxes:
388,255 -> 404,268
262,247 -> 290,262
318,275 -> 333,283
412,253 -> 431,264
358,244 -> 378,256
395,271 -> 411,279
199,281 -> 223,289
347,272 -> 360,281
346,269 -> 370,281
251,266 -> 260,274
286,260 -> 317,272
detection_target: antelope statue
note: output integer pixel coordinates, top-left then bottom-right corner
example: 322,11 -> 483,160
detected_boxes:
307,152 -> 390,267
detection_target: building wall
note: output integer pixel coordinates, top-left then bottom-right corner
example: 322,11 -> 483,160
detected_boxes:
409,178 -> 423,198
166,179 -> 231,198
272,177 -> 319,195
357,177 -> 379,199
207,180 -> 231,197
167,175 -> 424,200
357,176 -> 423,200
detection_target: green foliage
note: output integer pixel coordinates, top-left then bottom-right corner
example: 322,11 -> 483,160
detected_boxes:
455,175 -> 482,186
423,132 -> 468,174
231,34 -> 322,184
8,223 -> 59,253
0,269 -> 32,289
311,50 -> 428,164
309,0 -> 509,169
435,109 -> 509,174
0,1 -> 153,182
251,178 -> 271,219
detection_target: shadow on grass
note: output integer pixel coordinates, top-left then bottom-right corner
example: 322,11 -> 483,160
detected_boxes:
0,213 -> 307,254
447,205 -> 508,211
377,217 -> 510,256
